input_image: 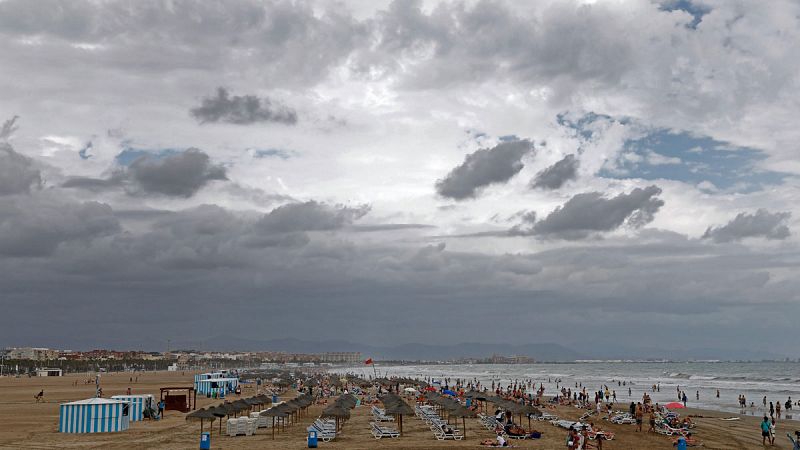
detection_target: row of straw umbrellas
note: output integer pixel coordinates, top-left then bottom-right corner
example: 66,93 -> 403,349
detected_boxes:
468,391 -> 542,430
185,393 -> 314,440
424,391 -> 478,437
259,394 -> 314,440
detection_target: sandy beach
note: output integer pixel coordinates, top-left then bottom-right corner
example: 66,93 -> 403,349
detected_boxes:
0,370 -> 796,449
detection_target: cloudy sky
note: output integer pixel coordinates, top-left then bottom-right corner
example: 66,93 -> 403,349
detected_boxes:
1,0 -> 799,357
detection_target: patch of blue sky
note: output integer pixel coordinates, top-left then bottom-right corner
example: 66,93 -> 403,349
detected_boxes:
251,148 -> 293,159
601,130 -> 787,192
114,147 -> 181,166
498,134 -> 520,142
78,142 -> 92,159
658,0 -> 710,29
556,112 -> 631,140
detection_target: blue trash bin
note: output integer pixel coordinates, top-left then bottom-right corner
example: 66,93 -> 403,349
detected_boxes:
199,432 -> 211,449
465,398 -> 471,408
307,430 -> 318,448
272,394 -> 278,403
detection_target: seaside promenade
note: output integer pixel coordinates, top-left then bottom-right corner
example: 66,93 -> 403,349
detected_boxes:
0,370 -> 796,449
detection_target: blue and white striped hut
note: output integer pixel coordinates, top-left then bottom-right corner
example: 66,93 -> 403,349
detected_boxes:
111,394 -> 153,422
58,398 -> 131,433
195,377 -> 239,397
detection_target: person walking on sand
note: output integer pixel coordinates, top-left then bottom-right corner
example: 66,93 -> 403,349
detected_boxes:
761,416 -> 771,445
648,409 -> 656,433
635,403 -> 644,432
769,417 -> 776,445
682,392 -> 688,407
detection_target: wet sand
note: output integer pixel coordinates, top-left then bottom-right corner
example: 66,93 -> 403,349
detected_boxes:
0,370 -> 796,449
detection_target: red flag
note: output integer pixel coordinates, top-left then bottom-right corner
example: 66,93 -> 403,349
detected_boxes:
364,358 -> 373,365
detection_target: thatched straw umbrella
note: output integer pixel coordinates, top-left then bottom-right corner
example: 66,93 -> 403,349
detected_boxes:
208,405 -> 227,434
185,408 -> 217,435
516,403 -> 541,430
321,405 -> 350,432
381,396 -> 414,435
260,408 -> 288,440
446,406 -> 477,438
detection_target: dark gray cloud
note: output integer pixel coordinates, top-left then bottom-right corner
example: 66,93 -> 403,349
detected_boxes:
531,154 -> 579,190
0,194 -> 119,257
0,143 -> 42,195
62,149 -> 227,197
519,186 -> 664,239
127,149 -> 227,197
702,209 -> 791,243
256,201 -> 370,233
191,87 -> 298,125
435,139 -> 532,200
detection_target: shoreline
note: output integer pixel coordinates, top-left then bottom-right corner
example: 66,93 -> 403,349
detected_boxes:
332,362 -> 800,422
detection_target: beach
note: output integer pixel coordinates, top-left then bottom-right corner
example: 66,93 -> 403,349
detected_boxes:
0,369 -> 797,449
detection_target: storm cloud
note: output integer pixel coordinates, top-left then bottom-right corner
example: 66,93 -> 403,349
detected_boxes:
702,209 -> 791,243
435,140 -> 532,200
191,88 -> 298,125
527,186 -> 664,239
63,149 -> 227,197
0,194 -> 119,257
531,154 -> 579,190
127,149 -> 227,197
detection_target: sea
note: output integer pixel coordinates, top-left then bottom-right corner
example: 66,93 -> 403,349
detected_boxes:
333,361 -> 800,420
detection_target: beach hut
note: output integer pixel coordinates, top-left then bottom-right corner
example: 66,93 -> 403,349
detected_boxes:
58,398 -> 130,433
195,377 -> 239,397
111,394 -> 154,422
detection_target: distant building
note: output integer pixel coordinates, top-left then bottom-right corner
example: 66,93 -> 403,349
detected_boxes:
36,368 -> 63,377
5,347 -> 59,361
319,352 -> 362,364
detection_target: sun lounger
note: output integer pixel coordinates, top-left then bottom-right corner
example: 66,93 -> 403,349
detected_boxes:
370,421 -> 400,439
538,412 -> 558,421
372,406 -> 395,422
307,422 -> 337,442
433,423 -> 464,440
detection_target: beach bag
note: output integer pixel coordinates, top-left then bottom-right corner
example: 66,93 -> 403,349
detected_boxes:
531,432 -> 542,439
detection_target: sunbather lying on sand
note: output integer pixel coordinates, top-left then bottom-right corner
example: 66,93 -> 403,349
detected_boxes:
481,434 -> 510,447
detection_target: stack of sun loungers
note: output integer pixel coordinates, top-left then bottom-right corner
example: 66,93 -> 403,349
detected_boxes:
307,418 -> 337,442
415,405 -> 464,440
249,411 -> 270,428
371,406 -> 394,422
370,421 -> 400,439
226,417 -> 258,437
